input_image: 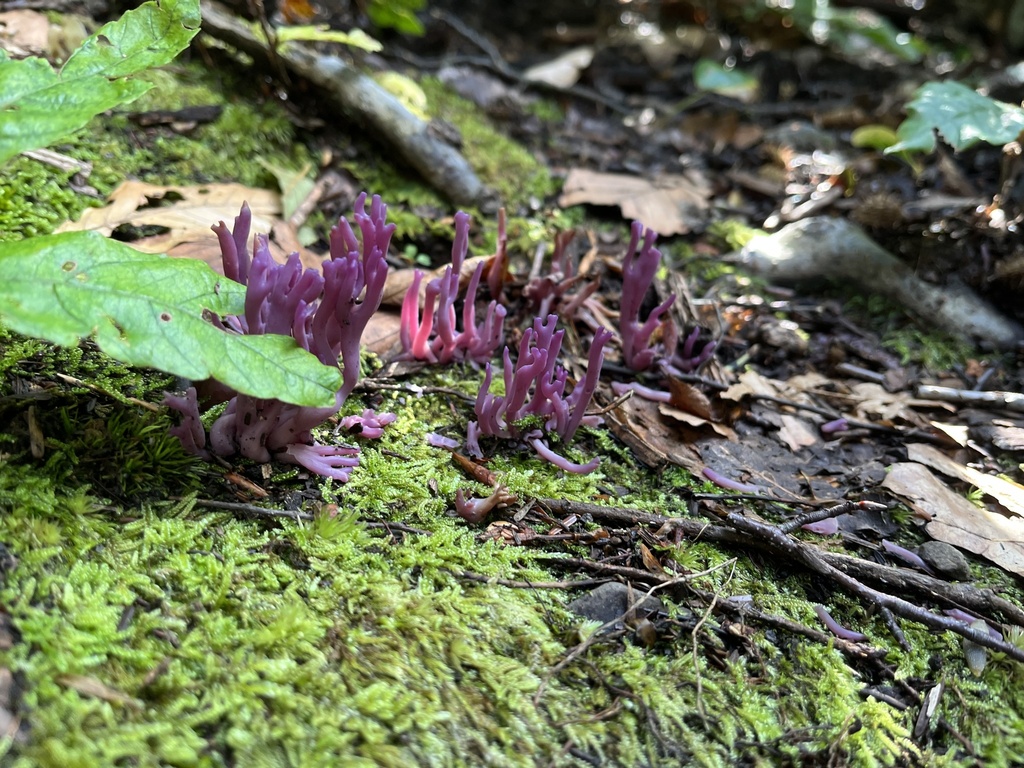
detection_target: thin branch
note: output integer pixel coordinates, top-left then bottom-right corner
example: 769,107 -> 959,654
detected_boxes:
536,496 -> 1024,658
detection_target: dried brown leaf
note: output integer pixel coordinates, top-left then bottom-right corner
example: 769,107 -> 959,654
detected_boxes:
0,10 -> 50,56
57,674 -> 142,709
882,462 -> 1024,578
559,169 -> 710,235
907,443 -> 1024,517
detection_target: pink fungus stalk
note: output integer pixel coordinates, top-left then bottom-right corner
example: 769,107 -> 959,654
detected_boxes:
524,229 -> 599,320
467,314 -> 612,474
339,409 -> 398,439
165,193 -> 394,482
619,221 -> 677,371
617,222 -> 716,374
701,467 -> 763,494
455,485 -> 515,524
400,211 -> 507,365
813,604 -> 868,642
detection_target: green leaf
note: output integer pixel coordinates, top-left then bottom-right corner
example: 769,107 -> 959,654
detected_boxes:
258,159 -> 315,221
694,59 -> 758,102
826,9 -> 925,64
887,81 -> 1024,154
850,124 -> 899,151
0,0 -> 201,165
773,0 -> 925,63
0,232 -> 343,407
366,0 -> 425,35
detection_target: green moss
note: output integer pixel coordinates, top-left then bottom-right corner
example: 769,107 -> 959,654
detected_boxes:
706,219 -> 763,251
2,388 -> 1022,766
419,76 -> 557,209
845,294 -> 975,371
4,43 -> 1024,768
0,157 -> 97,242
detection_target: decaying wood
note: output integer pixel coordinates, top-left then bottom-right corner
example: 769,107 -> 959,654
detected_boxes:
733,217 -> 1023,350
916,385 -> 1024,413
199,0 -> 485,206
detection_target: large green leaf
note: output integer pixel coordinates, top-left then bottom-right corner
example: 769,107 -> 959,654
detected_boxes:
887,81 -> 1024,154
0,232 -> 343,407
0,0 -> 200,164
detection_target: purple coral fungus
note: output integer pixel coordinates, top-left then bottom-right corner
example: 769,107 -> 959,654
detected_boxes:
619,221 -> 676,371
467,314 -> 612,474
165,193 -> 394,481
400,211 -> 507,365
618,221 -> 716,375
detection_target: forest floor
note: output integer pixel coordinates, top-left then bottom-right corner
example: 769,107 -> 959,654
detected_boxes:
2,1 -> 1024,766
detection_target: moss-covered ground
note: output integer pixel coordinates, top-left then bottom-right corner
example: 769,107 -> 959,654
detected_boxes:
2,50 -> 1024,768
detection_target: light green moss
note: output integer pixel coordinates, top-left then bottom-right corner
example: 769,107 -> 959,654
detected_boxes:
4,45 -> 1024,768
844,294 -> 977,371
418,77 -> 556,210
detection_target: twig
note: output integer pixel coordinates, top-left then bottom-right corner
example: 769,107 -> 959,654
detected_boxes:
192,498 -> 313,521
537,555 -> 670,584
719,511 -> 1024,663
364,520 -> 433,536
536,497 -> 1024,642
691,562 -> 732,719
534,562 -> 734,706
915,385 -> 1024,414
454,571 -> 612,590
700,586 -> 885,660
199,0 -> 484,205
781,499 -> 888,534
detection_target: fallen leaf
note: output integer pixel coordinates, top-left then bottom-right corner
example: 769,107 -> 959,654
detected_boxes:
638,541 -> 664,574
658,404 -> 737,439
720,369 -> 782,401
930,421 -> 970,447
667,379 -> 714,420
59,180 -> 279,245
0,10 -> 50,57
907,443 -> 1024,517
361,311 -> 403,358
522,46 -> 594,88
989,425 -> 1024,451
56,180 -> 332,272
847,382 -> 951,425
882,462 -> 1024,577
559,169 -> 710,235
606,395 -> 703,473
777,414 -> 819,451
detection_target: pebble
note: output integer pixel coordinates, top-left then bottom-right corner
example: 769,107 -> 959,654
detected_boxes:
567,582 -> 664,625
917,541 -> 972,581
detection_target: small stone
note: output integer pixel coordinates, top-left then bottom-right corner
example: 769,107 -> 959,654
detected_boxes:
567,582 -> 663,626
917,541 -> 971,581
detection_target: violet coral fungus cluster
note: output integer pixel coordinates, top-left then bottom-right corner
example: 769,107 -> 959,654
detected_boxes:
467,314 -> 613,474
524,229 -> 598,319
164,193 -> 394,482
619,220 -> 715,374
400,211 -> 506,364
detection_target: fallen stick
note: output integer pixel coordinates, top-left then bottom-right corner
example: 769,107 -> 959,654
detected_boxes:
731,217 -> 1022,350
536,497 -> 1024,662
915,385 -> 1024,413
199,0 -> 485,206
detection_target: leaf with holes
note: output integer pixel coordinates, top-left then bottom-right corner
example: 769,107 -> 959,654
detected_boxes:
0,231 -> 343,406
0,0 -> 200,164
887,81 -> 1024,154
